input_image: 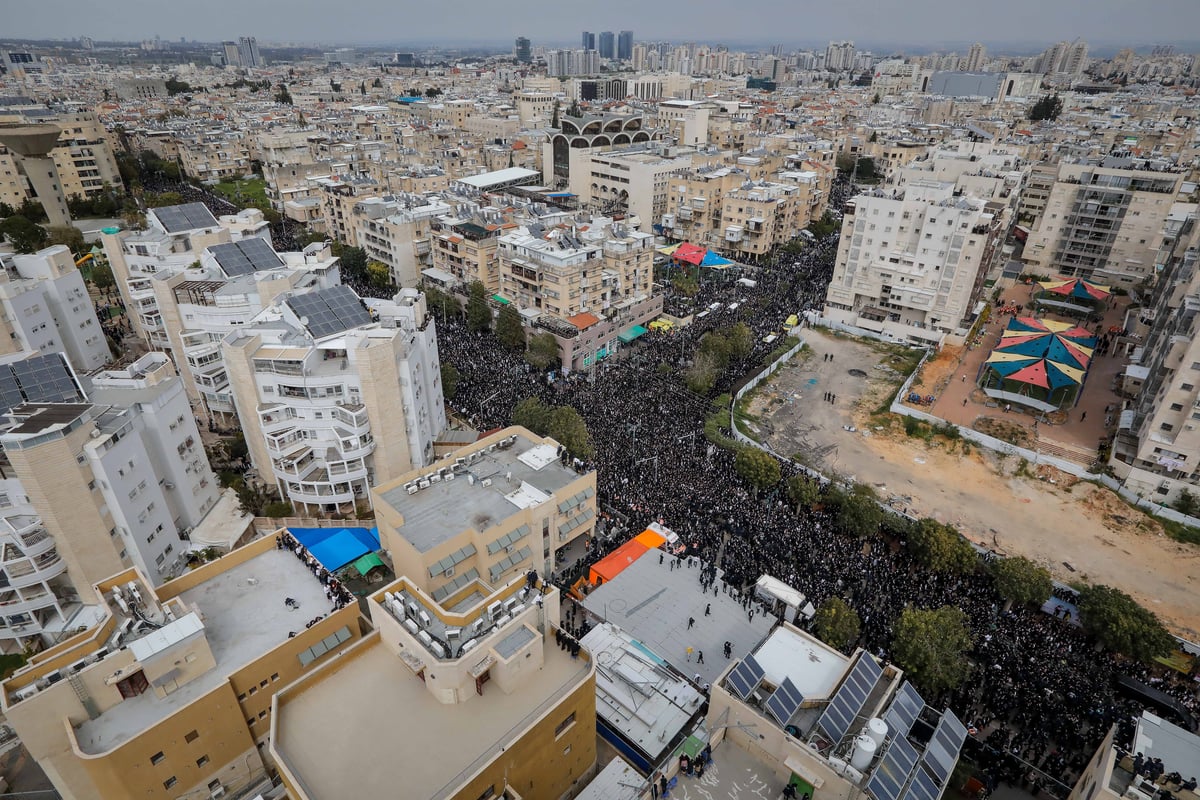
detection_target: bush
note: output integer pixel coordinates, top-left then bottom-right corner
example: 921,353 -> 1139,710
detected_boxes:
261,502 -> 295,518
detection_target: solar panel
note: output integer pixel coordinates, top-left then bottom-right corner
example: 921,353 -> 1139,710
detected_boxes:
903,765 -> 941,800
817,653 -> 884,745
153,202 -> 218,233
883,682 -> 926,740
210,238 -> 284,277
922,709 -> 967,783
286,285 -> 373,339
726,654 -> 765,701
866,738 -> 919,800
0,353 -> 82,415
765,677 -> 805,725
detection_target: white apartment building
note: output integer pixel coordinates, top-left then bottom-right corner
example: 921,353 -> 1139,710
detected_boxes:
1022,157 -> 1186,285
823,181 -> 999,345
0,353 -> 221,588
153,240 -> 341,419
0,479 -> 79,652
565,144 -> 693,230
102,203 -> 269,350
223,286 -> 446,513
350,194 -> 453,287
0,245 -> 110,373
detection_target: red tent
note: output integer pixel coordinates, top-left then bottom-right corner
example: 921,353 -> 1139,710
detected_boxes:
673,242 -> 707,265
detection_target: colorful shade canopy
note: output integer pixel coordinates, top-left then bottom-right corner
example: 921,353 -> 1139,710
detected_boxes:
985,316 -> 1096,391
1037,277 -> 1112,302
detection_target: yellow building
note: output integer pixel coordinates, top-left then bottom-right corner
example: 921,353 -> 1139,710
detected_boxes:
1,534 -> 368,800
374,427 -> 597,596
271,571 -> 597,800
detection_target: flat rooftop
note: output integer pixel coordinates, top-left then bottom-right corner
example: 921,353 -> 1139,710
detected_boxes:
378,435 -> 585,554
581,622 -> 704,762
1133,710 -> 1200,779
275,635 -> 589,800
581,554 -> 775,686
74,549 -> 329,754
753,627 -> 849,702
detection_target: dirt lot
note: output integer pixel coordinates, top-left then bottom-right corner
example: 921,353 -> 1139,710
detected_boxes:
743,328 -> 1200,639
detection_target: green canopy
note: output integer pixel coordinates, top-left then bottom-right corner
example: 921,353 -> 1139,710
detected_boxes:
352,553 -> 386,577
491,294 -> 511,305
618,324 -> 649,343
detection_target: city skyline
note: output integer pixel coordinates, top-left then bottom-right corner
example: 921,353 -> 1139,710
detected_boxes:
6,0 -> 1200,50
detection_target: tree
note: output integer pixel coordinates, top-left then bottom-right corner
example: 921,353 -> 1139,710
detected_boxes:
991,556 -> 1052,610
512,397 -> 552,434
465,280 -> 492,332
813,598 -> 861,651
372,77 -> 382,88
365,260 -> 392,288
907,519 -> 979,575
550,100 -> 561,128
684,350 -> 720,394
360,81 -> 367,95
890,606 -> 973,695
0,215 -> 48,254
164,77 -> 192,95
424,87 -> 442,98
339,246 -> 368,280
1173,488 -> 1199,516
786,475 -> 821,510
495,304 -> 526,350
526,332 -> 561,371
274,83 -> 293,104
549,405 -> 593,459
440,363 -> 459,400
836,487 -> 884,537
44,224 -> 86,254
1029,94 -> 1064,121
734,447 -> 781,494
725,322 -> 753,361
145,191 -> 184,208
330,82 -> 343,94
422,284 -> 460,320
1077,584 -> 1175,661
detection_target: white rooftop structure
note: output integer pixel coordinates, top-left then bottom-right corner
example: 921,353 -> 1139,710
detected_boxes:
753,626 -> 850,702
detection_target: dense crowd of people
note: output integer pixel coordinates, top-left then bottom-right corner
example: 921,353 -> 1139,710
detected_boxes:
434,177 -> 1200,796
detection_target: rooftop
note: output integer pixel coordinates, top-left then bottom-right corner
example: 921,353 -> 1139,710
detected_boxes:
73,549 -> 330,754
1132,710 -> 1200,779
274,632 -> 589,800
377,434 -> 585,554
753,626 -> 850,702
581,554 -> 775,686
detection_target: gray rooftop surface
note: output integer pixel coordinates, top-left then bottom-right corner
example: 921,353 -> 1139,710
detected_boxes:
582,554 -> 775,686
379,435 -> 583,554
74,549 -> 331,754
1133,710 -> 1200,779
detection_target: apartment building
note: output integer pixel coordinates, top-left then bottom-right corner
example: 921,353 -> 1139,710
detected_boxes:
707,623 -> 966,800
152,240 -> 341,419
176,131 -> 252,181
1067,713 -> 1199,800
0,245 -> 110,373
1,353 -> 221,589
375,427 -> 594,595
565,144 -> 693,229
1016,164 -> 1059,223
223,285 -> 446,513
271,555 -> 595,800
1,535 -> 368,800
496,219 -> 661,370
351,194 -> 453,287
0,108 -> 121,204
1111,214 -> 1200,504
823,181 -> 1000,345
0,478 -> 81,652
313,174 -> 379,245
430,214 -> 506,292
1022,157 -> 1186,285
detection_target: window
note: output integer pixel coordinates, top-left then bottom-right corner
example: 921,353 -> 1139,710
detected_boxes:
258,710 -> 267,719
184,730 -> 199,744
477,788 -> 496,800
1161,423 -> 1175,432
196,755 -> 209,767
208,779 -> 222,792
1171,403 -> 1184,412
164,777 -> 177,790
555,711 -> 576,738
150,751 -> 165,765
271,673 -> 280,682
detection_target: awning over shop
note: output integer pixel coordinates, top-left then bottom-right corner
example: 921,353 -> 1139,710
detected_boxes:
491,294 -> 511,305
421,267 -> 456,285
618,324 -> 649,343
352,553 -> 386,577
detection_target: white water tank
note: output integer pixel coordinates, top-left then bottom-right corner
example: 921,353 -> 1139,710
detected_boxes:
865,717 -> 888,748
850,735 -> 877,772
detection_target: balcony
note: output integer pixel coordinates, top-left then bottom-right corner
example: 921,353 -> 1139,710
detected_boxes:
326,456 -> 370,480
16,529 -> 55,559
267,434 -> 311,460
285,481 -> 359,506
0,587 -> 60,617
3,549 -> 66,589
259,407 -> 298,435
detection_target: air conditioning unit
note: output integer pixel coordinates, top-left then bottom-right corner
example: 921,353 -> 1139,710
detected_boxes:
481,478 -> 492,488
443,566 -> 455,578
418,478 -> 430,489
406,483 -> 419,495
163,482 -> 175,490
211,788 -> 227,799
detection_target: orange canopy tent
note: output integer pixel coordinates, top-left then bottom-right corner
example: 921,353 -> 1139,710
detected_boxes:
588,539 -> 649,585
634,528 -> 667,549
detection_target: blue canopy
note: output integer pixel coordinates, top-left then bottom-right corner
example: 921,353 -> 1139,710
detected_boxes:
700,251 -> 734,267
289,527 -> 381,572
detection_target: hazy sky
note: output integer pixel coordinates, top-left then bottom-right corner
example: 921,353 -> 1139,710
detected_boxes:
9,0 -> 1200,50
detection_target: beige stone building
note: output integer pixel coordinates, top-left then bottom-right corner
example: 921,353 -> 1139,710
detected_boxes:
350,194 -> 452,287
1022,157 -> 1186,285
1,535 -> 367,800
0,109 -> 120,205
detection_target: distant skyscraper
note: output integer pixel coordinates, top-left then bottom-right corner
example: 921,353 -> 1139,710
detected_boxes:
965,42 -> 987,72
237,35 -> 262,68
618,30 -> 634,61
515,36 -> 531,64
221,40 -> 240,67
581,31 -> 595,51
598,31 -> 615,59
824,40 -> 856,72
